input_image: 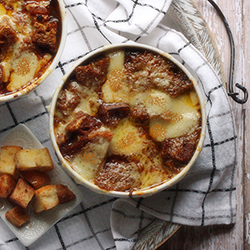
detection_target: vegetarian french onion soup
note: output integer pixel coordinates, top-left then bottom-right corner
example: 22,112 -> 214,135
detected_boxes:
0,0 -> 61,95
53,48 -> 202,193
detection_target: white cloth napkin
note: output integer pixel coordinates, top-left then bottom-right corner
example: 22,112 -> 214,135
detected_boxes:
0,0 -> 237,249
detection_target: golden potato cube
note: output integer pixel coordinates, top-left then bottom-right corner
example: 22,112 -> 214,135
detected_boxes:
15,148 -> 54,172
0,146 -> 22,176
33,185 -> 59,213
5,206 -> 30,227
9,178 -> 35,208
0,174 -> 16,198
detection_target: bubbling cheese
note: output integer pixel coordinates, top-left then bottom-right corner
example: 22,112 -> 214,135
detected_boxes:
102,51 -> 130,103
102,69 -> 130,103
149,92 -> 200,141
109,118 -> 148,156
144,89 -> 173,117
7,52 -> 52,92
0,3 -> 6,16
71,128 -> 111,181
8,51 -> 38,91
108,50 -> 125,71
75,88 -> 99,115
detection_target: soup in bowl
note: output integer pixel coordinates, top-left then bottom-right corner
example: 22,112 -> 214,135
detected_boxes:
0,0 -> 66,101
49,43 -> 206,197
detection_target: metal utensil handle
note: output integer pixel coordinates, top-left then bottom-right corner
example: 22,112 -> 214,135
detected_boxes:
208,0 -> 248,104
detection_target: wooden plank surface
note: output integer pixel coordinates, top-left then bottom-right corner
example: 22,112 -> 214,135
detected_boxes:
158,0 -> 248,248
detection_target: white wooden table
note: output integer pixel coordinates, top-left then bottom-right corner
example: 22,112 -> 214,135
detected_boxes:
158,0 -> 248,248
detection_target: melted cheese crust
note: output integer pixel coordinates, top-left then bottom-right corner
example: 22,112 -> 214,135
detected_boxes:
109,119 -> 148,156
71,128 -> 111,181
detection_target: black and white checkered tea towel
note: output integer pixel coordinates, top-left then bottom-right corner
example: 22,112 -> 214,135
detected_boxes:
0,0 -> 237,249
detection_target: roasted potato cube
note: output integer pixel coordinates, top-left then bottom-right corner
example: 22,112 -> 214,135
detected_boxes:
0,174 -> 16,198
21,170 -> 51,189
15,148 -> 54,172
33,185 -> 59,213
56,184 -> 76,204
0,146 -> 22,176
5,206 -> 30,227
9,178 -> 35,208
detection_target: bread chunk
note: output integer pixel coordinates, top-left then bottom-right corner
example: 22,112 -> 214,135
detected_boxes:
15,148 -> 54,172
56,184 -> 76,204
32,18 -> 58,53
5,206 -> 30,227
0,174 -> 16,198
9,178 -> 35,208
21,170 -> 51,189
0,146 -> 22,176
33,185 -> 59,213
0,16 -> 18,61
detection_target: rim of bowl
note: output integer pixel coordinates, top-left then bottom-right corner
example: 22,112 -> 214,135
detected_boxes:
49,43 -> 207,198
0,0 -> 67,102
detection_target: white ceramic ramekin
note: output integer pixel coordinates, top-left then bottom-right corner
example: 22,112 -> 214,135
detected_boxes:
49,43 -> 206,198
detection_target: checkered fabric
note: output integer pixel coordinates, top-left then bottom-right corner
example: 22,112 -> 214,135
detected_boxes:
0,0 -> 237,249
